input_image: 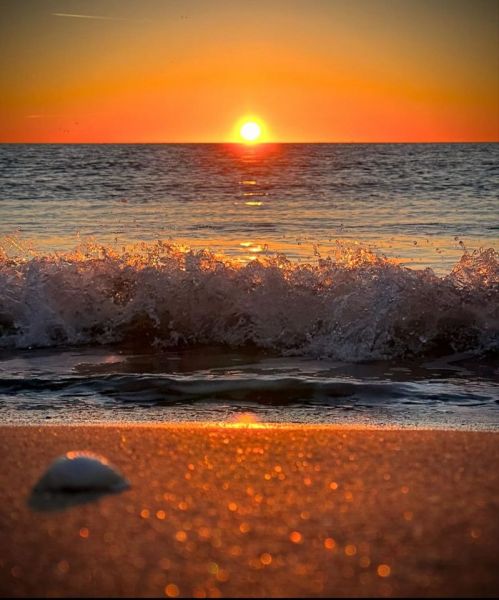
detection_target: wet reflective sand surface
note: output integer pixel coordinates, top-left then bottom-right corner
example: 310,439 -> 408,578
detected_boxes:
1,424 -> 498,597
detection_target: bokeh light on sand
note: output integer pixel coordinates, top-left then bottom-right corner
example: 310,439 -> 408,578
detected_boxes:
2,425 -> 499,597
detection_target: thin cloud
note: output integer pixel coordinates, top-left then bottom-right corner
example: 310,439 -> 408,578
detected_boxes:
52,13 -> 150,23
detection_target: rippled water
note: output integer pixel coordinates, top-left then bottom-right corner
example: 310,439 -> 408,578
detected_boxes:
0,143 -> 497,427
1,143 -> 498,270
0,346 -> 497,429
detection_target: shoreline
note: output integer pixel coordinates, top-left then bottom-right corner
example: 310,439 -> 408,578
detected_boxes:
2,417 -> 498,433
1,419 -> 499,431
1,423 -> 498,597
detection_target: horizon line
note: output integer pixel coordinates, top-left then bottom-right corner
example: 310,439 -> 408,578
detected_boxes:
1,140 -> 498,145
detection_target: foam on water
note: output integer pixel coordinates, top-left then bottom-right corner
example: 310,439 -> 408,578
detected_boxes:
1,240 -> 497,361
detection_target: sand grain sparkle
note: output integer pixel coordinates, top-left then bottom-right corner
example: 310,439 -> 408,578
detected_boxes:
0,424 -> 498,597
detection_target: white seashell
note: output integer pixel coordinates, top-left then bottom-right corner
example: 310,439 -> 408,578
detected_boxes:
35,451 -> 129,493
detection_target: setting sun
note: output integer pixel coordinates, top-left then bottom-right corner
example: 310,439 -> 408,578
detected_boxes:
240,121 -> 262,143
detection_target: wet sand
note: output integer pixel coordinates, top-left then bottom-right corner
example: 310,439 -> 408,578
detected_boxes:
0,424 -> 498,597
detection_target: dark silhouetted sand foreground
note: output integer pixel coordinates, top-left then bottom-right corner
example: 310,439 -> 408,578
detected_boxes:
0,424 -> 498,597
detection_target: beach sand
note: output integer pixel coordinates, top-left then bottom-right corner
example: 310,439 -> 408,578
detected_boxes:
0,424 -> 498,598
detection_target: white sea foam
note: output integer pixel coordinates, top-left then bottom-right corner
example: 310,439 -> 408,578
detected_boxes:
0,241 -> 497,361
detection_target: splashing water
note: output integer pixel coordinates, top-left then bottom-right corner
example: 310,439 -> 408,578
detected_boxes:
1,239 -> 497,361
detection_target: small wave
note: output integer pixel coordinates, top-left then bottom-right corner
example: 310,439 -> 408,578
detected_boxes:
0,240 -> 497,361
0,374 -> 380,404
0,373 -> 493,407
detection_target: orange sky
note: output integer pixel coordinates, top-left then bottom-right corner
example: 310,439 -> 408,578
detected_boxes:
1,0 -> 498,142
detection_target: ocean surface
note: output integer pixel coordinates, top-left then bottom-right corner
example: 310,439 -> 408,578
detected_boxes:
0,143 -> 498,428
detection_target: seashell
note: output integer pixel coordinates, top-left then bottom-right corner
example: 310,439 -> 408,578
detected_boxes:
34,451 -> 129,493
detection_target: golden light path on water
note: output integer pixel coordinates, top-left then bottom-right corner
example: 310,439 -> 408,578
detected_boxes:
0,142 -> 496,275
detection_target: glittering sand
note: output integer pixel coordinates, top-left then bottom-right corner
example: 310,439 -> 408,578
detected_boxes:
0,424 -> 498,598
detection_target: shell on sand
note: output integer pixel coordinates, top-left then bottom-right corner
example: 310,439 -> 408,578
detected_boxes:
34,451 -> 129,493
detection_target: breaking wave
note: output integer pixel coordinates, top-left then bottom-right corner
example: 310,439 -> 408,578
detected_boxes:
0,240 -> 498,361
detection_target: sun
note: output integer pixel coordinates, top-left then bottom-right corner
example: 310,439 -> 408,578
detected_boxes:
240,121 -> 262,143
232,115 -> 267,144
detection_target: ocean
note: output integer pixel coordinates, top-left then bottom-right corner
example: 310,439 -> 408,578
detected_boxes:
0,143 -> 498,428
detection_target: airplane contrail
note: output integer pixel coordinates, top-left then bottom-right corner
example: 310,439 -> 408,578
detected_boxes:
52,13 -> 150,22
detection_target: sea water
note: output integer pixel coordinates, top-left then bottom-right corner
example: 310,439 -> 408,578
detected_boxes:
0,143 -> 498,427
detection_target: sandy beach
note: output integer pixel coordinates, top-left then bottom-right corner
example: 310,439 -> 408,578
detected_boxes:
0,424 -> 498,597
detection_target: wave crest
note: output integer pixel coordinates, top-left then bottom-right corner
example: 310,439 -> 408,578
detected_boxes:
0,240 -> 497,360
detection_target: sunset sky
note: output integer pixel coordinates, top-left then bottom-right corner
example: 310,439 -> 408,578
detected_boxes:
1,0 -> 498,142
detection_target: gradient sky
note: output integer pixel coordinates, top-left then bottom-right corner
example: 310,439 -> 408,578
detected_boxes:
1,0 -> 498,142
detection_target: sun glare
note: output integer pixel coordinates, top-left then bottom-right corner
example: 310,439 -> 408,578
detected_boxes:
240,121 -> 262,143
